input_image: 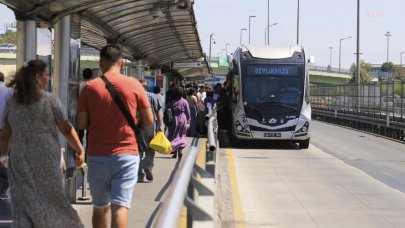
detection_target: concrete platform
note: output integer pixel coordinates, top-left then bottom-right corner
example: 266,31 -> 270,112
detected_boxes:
0,137 -> 202,228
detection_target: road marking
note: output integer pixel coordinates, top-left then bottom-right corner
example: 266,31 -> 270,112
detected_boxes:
178,139 -> 207,228
227,149 -> 246,228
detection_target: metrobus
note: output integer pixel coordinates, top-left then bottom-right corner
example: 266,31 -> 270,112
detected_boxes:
226,45 -> 311,149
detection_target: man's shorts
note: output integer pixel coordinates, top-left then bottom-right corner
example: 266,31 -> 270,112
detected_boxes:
87,154 -> 139,209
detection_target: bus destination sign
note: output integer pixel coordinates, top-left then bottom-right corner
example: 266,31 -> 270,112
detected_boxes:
247,65 -> 299,76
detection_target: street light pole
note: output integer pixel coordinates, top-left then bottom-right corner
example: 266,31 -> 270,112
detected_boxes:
221,48 -> 226,56
339,36 -> 352,72
240,28 -> 247,46
226,43 -> 231,56
249,15 -> 256,44
265,23 -> 277,45
209,33 -> 214,66
267,0 -> 270,45
385,31 -> 392,62
329,47 -> 333,68
356,0 -> 361,111
296,0 -> 300,45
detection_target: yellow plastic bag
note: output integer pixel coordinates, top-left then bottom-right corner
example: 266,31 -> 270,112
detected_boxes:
149,131 -> 172,154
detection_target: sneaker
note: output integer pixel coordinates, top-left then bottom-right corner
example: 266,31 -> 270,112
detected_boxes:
137,178 -> 144,183
0,192 -> 8,200
144,168 -> 153,181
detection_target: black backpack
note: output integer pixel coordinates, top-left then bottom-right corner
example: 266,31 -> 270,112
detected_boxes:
163,108 -> 174,127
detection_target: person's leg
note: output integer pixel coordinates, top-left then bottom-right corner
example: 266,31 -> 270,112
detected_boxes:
141,126 -> 155,181
111,204 -> 128,228
110,154 -> 139,227
143,149 -> 155,181
137,151 -> 145,182
92,207 -> 110,228
87,156 -> 113,228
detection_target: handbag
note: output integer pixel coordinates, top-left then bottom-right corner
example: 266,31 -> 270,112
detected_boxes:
163,108 -> 174,127
149,131 -> 172,154
100,76 -> 149,152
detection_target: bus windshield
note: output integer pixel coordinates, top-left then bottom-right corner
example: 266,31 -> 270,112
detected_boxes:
242,64 -> 304,106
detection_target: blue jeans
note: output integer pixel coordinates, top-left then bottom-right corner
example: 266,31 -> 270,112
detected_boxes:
87,154 -> 139,209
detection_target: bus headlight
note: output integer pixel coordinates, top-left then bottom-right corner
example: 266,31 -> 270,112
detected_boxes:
295,122 -> 309,133
235,120 -> 251,133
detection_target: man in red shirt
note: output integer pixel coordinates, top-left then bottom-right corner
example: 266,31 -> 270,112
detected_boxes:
77,44 -> 153,228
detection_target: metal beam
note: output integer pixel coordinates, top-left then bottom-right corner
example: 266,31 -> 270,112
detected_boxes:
16,20 -> 37,68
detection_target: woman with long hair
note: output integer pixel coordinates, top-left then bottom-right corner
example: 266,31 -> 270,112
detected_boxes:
167,86 -> 190,159
0,60 -> 84,227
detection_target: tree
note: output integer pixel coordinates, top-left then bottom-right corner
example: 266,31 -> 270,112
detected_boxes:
380,62 -> 394,72
0,30 -> 17,44
349,60 -> 372,83
392,65 -> 405,80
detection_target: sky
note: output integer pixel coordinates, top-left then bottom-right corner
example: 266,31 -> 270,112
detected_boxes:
194,0 -> 405,69
1,1 -> 405,69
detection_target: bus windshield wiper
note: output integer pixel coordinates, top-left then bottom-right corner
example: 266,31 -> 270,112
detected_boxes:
254,101 -> 298,110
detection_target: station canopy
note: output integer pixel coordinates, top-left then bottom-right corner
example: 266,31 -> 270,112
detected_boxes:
2,0 -> 211,79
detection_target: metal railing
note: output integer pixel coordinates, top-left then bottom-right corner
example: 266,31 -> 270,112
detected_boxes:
154,108 -> 218,227
310,81 -> 405,141
309,65 -> 351,75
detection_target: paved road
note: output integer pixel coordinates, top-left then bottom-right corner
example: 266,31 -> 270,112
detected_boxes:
311,121 -> 405,193
225,121 -> 405,227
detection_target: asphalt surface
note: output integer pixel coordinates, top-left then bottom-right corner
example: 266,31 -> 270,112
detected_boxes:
224,120 -> 405,227
310,120 -> 405,193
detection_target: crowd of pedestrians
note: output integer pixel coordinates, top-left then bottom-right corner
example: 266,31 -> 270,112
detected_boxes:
0,44 -> 227,228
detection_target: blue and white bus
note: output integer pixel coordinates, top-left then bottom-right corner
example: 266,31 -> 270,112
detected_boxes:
227,45 -> 311,149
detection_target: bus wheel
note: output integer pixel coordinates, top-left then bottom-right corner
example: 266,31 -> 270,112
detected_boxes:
299,139 -> 310,149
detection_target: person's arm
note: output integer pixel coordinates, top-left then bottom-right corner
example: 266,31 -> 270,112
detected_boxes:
139,108 -> 154,129
77,112 -> 89,130
77,84 -> 89,130
184,100 -> 191,128
156,110 -> 163,132
58,120 -> 84,165
155,97 -> 164,132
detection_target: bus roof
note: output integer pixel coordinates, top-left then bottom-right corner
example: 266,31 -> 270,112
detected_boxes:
241,44 -> 303,59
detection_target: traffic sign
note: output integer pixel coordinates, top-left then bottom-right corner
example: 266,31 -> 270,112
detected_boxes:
172,62 -> 202,68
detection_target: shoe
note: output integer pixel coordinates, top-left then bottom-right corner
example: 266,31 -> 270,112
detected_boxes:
137,178 -> 144,183
178,150 -> 183,159
172,153 -> 177,159
144,168 -> 153,181
0,193 -> 8,200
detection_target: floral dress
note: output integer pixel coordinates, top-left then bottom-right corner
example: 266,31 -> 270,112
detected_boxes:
4,92 -> 83,228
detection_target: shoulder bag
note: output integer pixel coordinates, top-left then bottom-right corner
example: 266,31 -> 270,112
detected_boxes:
100,76 -> 148,152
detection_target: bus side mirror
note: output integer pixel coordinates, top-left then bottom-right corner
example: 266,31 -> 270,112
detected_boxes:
231,89 -> 238,103
232,60 -> 239,75
308,56 -> 315,64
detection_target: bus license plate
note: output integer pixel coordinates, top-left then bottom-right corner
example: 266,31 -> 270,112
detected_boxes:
264,133 -> 281,137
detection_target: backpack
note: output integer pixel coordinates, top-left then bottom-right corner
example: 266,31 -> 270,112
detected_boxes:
163,108 -> 174,127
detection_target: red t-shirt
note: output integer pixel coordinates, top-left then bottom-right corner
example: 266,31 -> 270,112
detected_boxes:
77,72 -> 150,156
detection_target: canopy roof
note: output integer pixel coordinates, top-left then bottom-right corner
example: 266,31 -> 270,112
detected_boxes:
2,0 -> 211,79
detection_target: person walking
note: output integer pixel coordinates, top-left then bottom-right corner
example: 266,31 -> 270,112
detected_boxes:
167,86 -> 190,159
0,71 -> 13,200
77,44 -> 154,228
0,60 -> 84,227
153,86 -> 165,130
78,68 -> 94,155
138,80 -> 163,182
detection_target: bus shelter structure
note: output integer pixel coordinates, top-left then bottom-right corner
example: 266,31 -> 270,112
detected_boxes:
1,0 -> 210,201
